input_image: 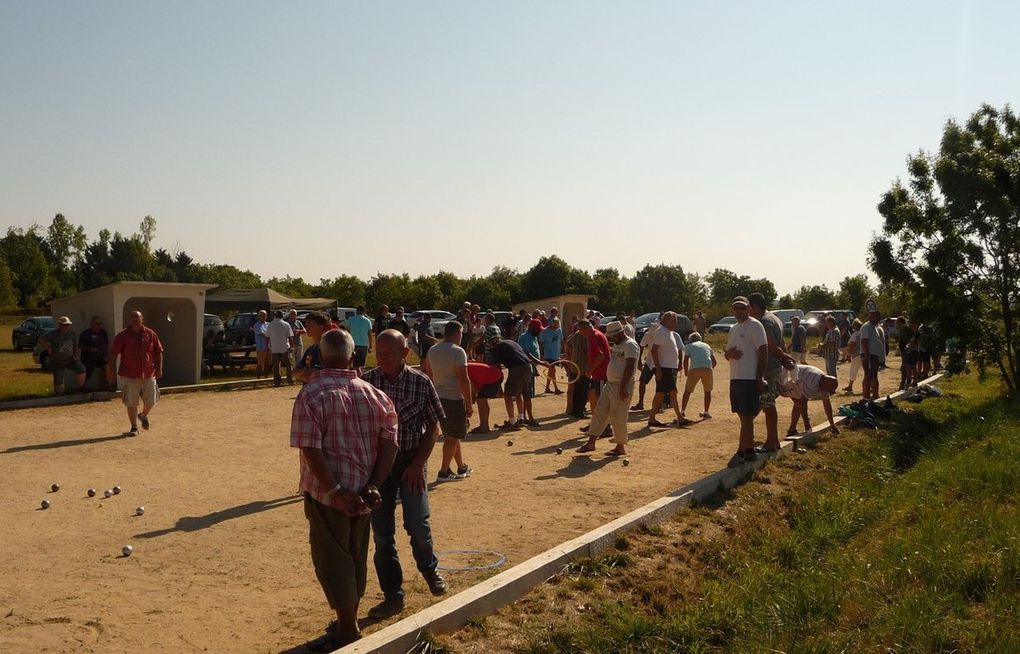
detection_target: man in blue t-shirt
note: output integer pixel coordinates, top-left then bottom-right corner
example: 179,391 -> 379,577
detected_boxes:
346,306 -> 374,372
539,317 -> 563,394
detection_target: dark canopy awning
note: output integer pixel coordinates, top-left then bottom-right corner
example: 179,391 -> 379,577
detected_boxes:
204,288 -> 335,313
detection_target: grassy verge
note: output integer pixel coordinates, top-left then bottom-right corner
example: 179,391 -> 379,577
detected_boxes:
439,372 -> 1020,653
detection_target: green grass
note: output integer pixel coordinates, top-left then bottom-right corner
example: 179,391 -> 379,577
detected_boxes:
520,373 -> 1020,653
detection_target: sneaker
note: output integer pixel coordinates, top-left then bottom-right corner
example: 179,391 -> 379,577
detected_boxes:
139,414 -> 149,430
435,469 -> 463,482
456,464 -> 473,477
367,596 -> 405,619
128,427 -> 139,437
426,573 -> 449,596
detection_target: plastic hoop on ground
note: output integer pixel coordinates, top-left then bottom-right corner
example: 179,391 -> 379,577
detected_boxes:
435,549 -> 508,572
545,359 -> 580,386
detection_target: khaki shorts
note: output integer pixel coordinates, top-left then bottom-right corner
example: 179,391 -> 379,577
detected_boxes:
120,376 -> 159,408
683,367 -> 714,393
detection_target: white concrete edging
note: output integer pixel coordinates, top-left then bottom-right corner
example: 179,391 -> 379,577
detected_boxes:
339,373 -> 946,653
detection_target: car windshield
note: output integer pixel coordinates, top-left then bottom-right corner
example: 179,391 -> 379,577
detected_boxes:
635,312 -> 659,326
37,317 -> 56,329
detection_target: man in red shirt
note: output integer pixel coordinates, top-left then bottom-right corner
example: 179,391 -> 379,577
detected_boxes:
580,320 -> 610,435
106,311 -> 164,436
466,361 -> 503,434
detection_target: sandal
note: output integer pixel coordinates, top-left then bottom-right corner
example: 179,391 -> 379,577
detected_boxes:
647,419 -> 669,428
468,426 -> 490,434
575,443 -> 596,453
604,449 -> 624,457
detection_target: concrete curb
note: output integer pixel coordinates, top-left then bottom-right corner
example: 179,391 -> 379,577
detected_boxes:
339,373 -> 946,654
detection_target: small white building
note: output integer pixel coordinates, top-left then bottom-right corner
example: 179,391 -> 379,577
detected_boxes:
511,294 -> 592,323
49,281 -> 216,386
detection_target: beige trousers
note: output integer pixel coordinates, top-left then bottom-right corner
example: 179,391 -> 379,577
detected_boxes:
588,380 -> 633,445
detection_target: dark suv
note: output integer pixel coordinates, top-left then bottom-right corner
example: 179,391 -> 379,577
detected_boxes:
223,312 -> 259,345
12,316 -> 56,350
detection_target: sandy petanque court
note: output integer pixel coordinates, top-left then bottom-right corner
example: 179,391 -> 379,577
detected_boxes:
0,356 -> 901,653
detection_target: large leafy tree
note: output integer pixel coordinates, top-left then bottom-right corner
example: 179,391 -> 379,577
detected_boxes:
631,263 -> 701,314
0,227 -> 51,307
0,259 -> 17,311
835,274 -> 874,313
521,255 -> 592,301
792,284 -> 836,310
706,268 -> 777,306
870,103 -> 1020,392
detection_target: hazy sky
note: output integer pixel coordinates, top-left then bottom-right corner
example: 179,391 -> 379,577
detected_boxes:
1,1 -> 1015,295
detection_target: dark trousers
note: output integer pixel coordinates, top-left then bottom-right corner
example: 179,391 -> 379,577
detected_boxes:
272,352 -> 292,385
571,375 -> 591,418
370,452 -> 439,600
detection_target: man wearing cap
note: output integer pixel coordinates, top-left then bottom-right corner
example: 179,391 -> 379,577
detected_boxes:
724,296 -> 768,466
575,321 -> 638,456
107,311 -> 164,436
781,364 -> 841,436
40,316 -> 87,394
747,293 -> 796,452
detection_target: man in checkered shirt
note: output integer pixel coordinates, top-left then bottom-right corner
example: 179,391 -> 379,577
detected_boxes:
360,329 -> 450,620
290,328 -> 398,649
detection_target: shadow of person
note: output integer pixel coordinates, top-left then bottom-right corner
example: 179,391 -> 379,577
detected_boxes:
135,495 -> 303,539
534,454 -> 616,480
2,433 -> 130,454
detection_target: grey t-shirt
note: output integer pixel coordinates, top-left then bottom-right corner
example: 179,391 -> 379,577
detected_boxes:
760,311 -> 786,374
426,342 -> 468,400
45,329 -> 78,367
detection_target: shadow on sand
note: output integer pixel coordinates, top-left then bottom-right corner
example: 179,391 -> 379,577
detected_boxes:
135,495 -> 303,539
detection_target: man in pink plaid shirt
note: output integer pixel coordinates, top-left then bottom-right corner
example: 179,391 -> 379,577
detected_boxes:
291,329 -> 398,650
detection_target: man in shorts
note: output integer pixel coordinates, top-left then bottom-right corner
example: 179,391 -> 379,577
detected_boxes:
106,311 -> 163,436
424,321 -> 474,482
539,317 -> 563,394
680,332 -> 717,420
40,315 -> 87,394
724,296 -> 768,467
748,293 -> 795,452
781,364 -> 841,436
488,333 -> 546,429
860,309 -> 884,399
466,361 -> 502,434
647,311 -> 686,428
290,328 -> 398,649
253,310 -> 270,378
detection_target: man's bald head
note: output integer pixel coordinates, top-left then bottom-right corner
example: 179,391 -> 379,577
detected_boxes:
376,329 -> 407,350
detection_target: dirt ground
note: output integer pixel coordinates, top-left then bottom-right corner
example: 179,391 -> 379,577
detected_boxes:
0,355 -> 902,653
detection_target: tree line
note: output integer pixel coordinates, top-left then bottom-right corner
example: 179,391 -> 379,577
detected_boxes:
0,215 -> 887,320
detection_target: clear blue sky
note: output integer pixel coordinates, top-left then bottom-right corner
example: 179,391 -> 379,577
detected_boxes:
1,1 -> 1015,295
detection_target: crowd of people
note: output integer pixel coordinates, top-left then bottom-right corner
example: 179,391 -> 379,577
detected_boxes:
26,299 -> 942,649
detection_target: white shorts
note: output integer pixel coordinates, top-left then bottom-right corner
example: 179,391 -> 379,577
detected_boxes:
121,376 -> 159,408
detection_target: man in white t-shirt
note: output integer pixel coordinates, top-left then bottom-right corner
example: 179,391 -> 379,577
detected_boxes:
648,312 -> 686,428
724,296 -> 768,467
575,322 -> 638,456
424,321 -> 474,482
860,309 -> 885,399
265,311 -> 295,386
630,316 -> 661,411
780,364 -> 840,436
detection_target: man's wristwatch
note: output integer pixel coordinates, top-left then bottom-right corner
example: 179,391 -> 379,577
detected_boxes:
326,483 -> 343,497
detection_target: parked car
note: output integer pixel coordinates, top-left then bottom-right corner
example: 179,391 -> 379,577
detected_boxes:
223,312 -> 259,345
632,312 -> 694,343
487,310 -> 513,336
203,313 -> 224,341
407,310 -> 456,338
772,309 -> 805,336
803,309 -> 856,336
11,316 -> 55,350
708,316 -> 738,334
